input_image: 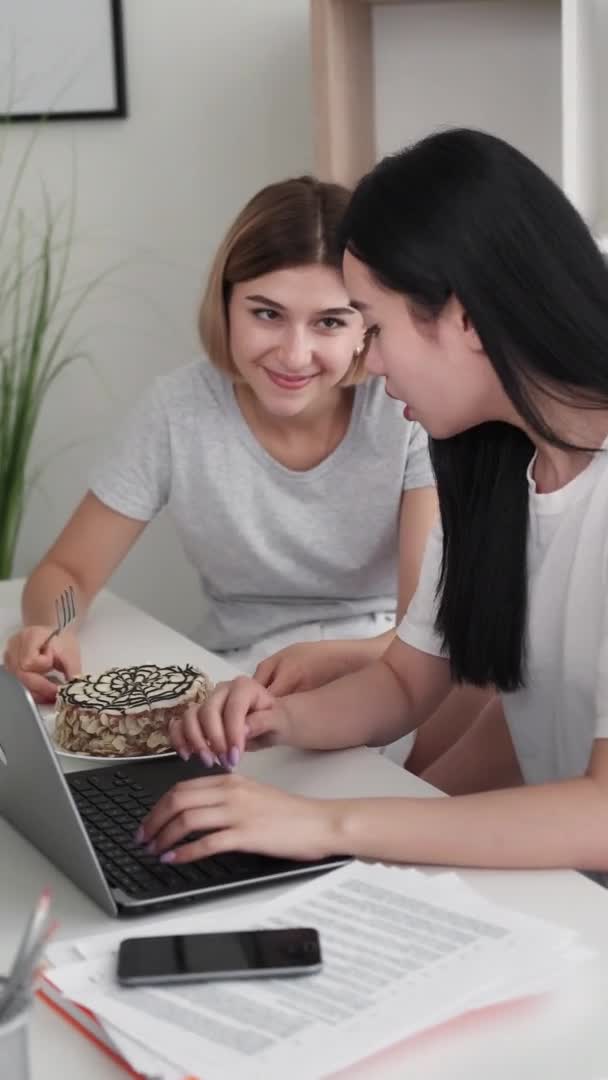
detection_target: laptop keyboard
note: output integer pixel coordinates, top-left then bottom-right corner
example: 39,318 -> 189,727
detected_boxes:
67,765 -> 343,903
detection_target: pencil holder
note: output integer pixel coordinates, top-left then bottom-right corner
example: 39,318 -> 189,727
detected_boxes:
0,977 -> 32,1080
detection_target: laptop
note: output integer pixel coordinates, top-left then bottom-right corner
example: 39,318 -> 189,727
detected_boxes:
0,668 -> 348,916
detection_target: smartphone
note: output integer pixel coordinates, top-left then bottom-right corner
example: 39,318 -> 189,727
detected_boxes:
116,927 -> 322,986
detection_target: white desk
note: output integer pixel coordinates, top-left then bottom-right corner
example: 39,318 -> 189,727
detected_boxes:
1,582 -> 608,1079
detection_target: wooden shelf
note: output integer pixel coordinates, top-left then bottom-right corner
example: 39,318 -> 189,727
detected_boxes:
310,0 -> 375,186
310,0 -> 607,240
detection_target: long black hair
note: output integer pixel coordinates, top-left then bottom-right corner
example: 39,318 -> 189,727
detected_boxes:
341,128 -> 608,690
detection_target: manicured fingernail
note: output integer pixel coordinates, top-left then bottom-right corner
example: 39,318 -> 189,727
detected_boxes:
228,746 -> 240,768
200,750 -> 214,768
160,850 -> 176,864
145,841 -> 156,855
134,826 -> 145,844
179,749 -> 190,762
219,753 -> 231,770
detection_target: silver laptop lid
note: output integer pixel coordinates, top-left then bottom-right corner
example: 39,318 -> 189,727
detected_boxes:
0,668 -> 117,916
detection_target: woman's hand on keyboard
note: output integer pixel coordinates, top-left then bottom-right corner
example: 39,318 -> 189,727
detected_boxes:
137,773 -> 339,863
168,676 -> 293,769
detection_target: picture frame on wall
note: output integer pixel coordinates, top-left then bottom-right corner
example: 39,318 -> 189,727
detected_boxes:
0,0 -> 127,121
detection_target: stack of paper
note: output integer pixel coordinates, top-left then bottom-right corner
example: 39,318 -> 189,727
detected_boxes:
41,862 -> 593,1080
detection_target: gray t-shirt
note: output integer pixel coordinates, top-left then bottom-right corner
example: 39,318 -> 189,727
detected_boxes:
90,361 -> 434,651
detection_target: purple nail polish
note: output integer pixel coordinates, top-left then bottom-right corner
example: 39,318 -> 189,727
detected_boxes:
200,750 -> 214,769
145,841 -> 156,855
219,753 -> 231,770
160,850 -> 176,864
179,749 -> 191,762
228,746 -> 240,768
134,826 -> 145,844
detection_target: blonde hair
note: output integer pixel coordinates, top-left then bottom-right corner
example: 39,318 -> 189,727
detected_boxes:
198,176 -> 366,383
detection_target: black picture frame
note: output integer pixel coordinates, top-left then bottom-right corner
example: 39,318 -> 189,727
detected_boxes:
1,0 -> 127,122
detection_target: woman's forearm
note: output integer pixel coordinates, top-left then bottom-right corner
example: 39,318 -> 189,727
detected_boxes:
332,774 -> 608,870
420,695 -> 522,795
345,627 -> 395,667
406,685 -> 491,777
284,657 -> 412,750
22,561 -> 88,630
283,639 -> 451,752
21,493 -> 147,633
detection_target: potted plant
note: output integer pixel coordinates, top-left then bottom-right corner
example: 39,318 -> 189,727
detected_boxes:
0,129 -> 99,579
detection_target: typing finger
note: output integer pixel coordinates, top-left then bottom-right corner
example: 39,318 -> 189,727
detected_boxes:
156,827 -> 240,866
138,775 -> 228,844
145,805 -> 232,857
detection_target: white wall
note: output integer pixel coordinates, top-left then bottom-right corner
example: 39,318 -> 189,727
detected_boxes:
373,0 -> 562,182
5,0 -> 312,634
562,0 -> 608,240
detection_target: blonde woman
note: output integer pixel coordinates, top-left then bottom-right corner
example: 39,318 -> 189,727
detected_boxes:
5,176 -> 472,765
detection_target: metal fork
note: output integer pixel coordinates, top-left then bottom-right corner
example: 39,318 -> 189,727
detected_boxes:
42,585 -> 77,649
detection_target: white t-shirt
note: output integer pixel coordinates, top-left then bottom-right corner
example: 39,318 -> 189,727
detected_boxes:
398,441 -> 608,785
90,361 -> 434,652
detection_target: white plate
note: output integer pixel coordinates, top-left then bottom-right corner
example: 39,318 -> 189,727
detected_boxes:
41,708 -> 176,763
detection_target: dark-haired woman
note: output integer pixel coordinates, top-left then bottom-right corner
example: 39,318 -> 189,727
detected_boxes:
138,129 -> 608,877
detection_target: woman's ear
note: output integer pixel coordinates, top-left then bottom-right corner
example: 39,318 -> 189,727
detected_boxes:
452,298 -> 484,353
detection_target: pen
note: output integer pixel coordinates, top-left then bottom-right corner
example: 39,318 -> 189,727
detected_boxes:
0,890 -> 52,1020
8,918 -> 58,1010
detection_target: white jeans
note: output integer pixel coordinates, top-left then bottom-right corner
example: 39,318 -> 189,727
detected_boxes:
221,613 -> 415,766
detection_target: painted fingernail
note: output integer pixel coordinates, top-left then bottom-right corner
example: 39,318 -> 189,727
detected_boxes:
200,750 -> 215,769
134,826 -> 145,844
219,753 -> 231,770
160,850 -> 176,864
145,841 -> 156,855
179,749 -> 191,762
228,746 -> 240,768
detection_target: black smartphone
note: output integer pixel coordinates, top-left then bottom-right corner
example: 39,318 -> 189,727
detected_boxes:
116,927 -> 322,986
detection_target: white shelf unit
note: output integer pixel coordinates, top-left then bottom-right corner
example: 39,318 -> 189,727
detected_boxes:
310,0 -> 608,244
562,0 -> 608,248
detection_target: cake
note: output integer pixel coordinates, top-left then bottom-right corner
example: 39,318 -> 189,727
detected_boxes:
55,663 -> 213,757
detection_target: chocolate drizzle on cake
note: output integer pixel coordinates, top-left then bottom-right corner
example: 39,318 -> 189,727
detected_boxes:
54,663 -> 213,757
60,664 -> 202,714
